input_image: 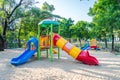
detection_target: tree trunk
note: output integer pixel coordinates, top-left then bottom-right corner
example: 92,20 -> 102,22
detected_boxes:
0,34 -> 4,51
3,19 -> 7,36
68,38 -> 71,43
18,28 -> 21,47
111,34 -> 114,51
104,35 -> 108,49
111,25 -> 114,52
0,19 -> 8,50
78,38 -> 82,47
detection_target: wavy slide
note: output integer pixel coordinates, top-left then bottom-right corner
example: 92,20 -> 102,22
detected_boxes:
10,37 -> 38,65
53,34 -> 99,65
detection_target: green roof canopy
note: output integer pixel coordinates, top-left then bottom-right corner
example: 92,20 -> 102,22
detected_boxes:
38,19 -> 59,27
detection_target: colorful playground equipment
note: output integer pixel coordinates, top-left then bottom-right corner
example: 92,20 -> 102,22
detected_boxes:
81,39 -> 100,50
11,19 -> 99,66
90,39 -> 97,49
39,36 -> 58,54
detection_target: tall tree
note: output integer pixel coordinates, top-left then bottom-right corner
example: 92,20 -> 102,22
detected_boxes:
20,7 -> 41,40
88,22 -> 108,48
88,0 -> 120,51
60,18 -> 74,41
20,6 -> 54,43
0,0 -> 4,49
71,21 -> 89,47
0,0 -> 36,50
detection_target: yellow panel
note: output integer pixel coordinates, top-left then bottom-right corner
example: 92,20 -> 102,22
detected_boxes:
40,36 -> 48,46
69,46 -> 81,59
56,37 -> 67,49
90,39 -> 97,46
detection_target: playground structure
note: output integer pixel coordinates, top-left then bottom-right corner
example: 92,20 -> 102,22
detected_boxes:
11,19 -> 99,66
90,39 -> 100,49
81,39 -> 100,50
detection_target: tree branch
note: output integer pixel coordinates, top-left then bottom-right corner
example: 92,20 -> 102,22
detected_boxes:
8,0 -> 23,19
9,18 -> 16,24
4,9 -> 9,16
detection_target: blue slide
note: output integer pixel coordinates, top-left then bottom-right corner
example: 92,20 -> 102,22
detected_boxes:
11,37 -> 38,66
81,44 -> 90,50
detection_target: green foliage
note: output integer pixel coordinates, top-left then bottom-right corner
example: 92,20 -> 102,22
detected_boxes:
0,0 -> 3,8
20,6 -> 54,39
20,7 -> 41,40
0,0 -> 4,30
89,0 -> 120,35
0,26 -> 2,33
88,0 -> 120,50
60,18 -> 74,38
42,2 -> 55,12
40,10 -> 53,20
71,21 -> 89,40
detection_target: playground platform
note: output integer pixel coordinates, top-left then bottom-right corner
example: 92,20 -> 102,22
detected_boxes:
0,48 -> 120,80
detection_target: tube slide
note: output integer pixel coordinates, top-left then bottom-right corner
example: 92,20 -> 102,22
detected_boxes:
53,34 -> 99,65
11,37 -> 38,66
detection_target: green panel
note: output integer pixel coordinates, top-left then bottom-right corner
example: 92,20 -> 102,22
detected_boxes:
38,19 -> 59,27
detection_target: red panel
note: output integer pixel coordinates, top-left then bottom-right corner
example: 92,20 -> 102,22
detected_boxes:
53,34 -> 60,46
90,46 -> 97,49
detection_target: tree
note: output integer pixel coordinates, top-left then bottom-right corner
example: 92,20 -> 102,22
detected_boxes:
88,22 -> 109,48
20,7 -> 41,40
42,2 -> 55,13
71,21 -> 89,47
19,2 -> 62,47
88,0 -> 120,51
20,6 -> 55,44
60,18 -> 74,40
0,0 -> 36,51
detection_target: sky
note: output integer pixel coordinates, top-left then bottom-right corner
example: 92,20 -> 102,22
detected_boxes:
35,0 -> 96,23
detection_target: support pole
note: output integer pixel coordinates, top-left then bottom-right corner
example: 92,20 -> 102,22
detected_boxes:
46,28 -> 49,58
50,24 -> 53,61
46,49 -> 49,58
37,24 -> 41,60
58,25 -> 60,59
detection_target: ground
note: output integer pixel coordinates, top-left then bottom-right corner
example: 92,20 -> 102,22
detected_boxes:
0,48 -> 120,80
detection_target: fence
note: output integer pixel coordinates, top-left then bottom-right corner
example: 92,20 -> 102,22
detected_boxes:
6,38 -> 120,52
68,38 -> 120,52
6,40 -> 27,49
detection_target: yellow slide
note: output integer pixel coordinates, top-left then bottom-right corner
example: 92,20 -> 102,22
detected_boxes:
53,34 -> 99,65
